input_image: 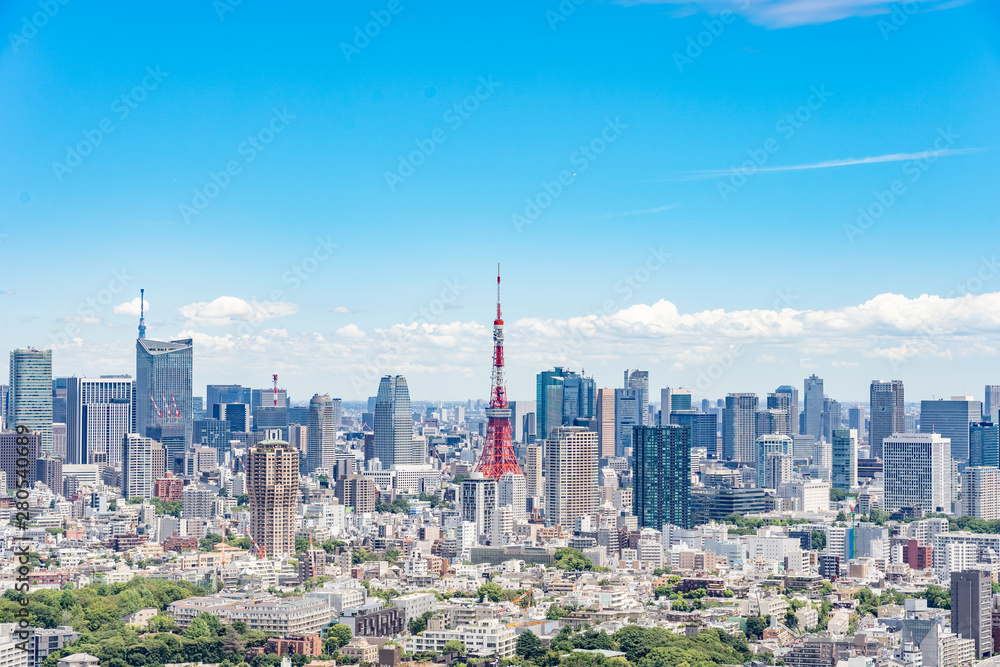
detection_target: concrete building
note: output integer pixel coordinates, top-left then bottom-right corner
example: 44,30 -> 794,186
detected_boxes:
723,393 -> 758,463
123,434 -> 154,499
921,397 -> 981,463
962,467 -> 999,520
951,569 -> 992,658
228,597 -> 331,634
831,428 -> 858,492
544,426 -> 598,528
524,443 -> 543,498
306,394 -> 337,474
247,440 -> 299,558
405,619 -> 515,658
461,473 -> 498,537
883,433 -> 951,514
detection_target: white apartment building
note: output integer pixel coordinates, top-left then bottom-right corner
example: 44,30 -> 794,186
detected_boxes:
405,619 -> 515,658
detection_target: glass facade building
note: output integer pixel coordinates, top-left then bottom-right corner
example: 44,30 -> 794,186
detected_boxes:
633,424 -> 691,529
8,348 -> 53,454
535,367 -> 596,440
135,338 -> 194,466
374,375 -> 416,467
970,421 -> 1000,468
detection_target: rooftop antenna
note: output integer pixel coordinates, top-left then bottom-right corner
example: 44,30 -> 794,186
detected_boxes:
138,288 -> 147,339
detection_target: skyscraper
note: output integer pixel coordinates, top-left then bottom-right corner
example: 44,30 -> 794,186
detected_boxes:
951,569 -> 993,659
8,348 -> 53,454
135,338 -> 194,467
754,434 -> 791,488
524,442 -> 543,498
822,397 -> 841,444
775,385 -> 799,435
374,375 -> 416,468
985,385 -> 1000,424
803,374 -> 823,440
306,394 -> 337,474
848,407 -> 865,443
669,412 -> 718,457
920,397 -> 982,462
970,422 -> 1000,468
497,471 -> 527,521
755,408 -> 789,440
723,393 -> 758,463
870,380 -> 904,459
544,426 -> 597,528
122,433 -> 154,499
831,428 -> 858,492
625,369 -> 650,426
595,389 -> 615,458
766,392 -> 793,436
883,433 -> 951,513
536,367 -> 596,439
206,384 -> 251,412
961,467 -> 999,520
763,452 -> 792,489
247,439 -> 299,558
461,473 -> 498,537
614,387 -> 640,457
633,424 -> 691,529
66,376 -> 133,466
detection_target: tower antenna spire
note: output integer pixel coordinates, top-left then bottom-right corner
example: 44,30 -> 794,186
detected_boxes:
138,288 -> 147,339
475,263 -> 523,479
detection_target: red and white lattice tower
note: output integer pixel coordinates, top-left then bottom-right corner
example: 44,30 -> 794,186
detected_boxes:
474,266 -> 524,479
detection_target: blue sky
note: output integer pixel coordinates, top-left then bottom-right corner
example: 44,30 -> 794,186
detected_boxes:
2,0 -> 998,403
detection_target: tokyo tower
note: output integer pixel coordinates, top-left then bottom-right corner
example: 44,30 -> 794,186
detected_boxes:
474,266 -> 524,479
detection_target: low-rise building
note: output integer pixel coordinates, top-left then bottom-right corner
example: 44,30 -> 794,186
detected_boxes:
405,619 -> 515,658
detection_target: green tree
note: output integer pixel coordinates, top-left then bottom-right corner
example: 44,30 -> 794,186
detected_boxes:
328,624 -> 352,649
199,533 -> 223,551
516,630 -> 546,661
811,530 -> 826,551
745,616 -> 769,640
443,641 -> 465,654
478,582 -> 503,603
547,604 -> 568,620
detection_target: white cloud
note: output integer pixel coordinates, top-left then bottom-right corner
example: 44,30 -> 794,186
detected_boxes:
756,354 -> 778,363
178,296 -> 298,325
620,0 -> 974,28
114,297 -> 146,316
333,306 -> 355,314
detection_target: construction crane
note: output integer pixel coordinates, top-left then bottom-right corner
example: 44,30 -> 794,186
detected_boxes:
244,526 -> 265,559
149,393 -> 162,419
170,393 -> 180,418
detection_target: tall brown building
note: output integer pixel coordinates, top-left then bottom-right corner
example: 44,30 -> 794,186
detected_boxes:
336,474 -> 376,514
247,439 -> 299,558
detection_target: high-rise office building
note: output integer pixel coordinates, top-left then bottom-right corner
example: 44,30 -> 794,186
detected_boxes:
848,407 -> 865,443
661,387 -> 693,415
508,400 -> 535,444
525,443 -> 543,498
536,367 -> 596,439
194,418 -> 231,464
921,397 -> 982,462
66,376 -> 133,466
37,456 -> 62,494
497,471 -> 527,521
51,377 -> 68,426
544,426 -> 597,528
374,375 -> 416,468
247,439 -> 299,558
822,398 -> 841,444
831,428 -> 858,492
8,348 -> 53,454
883,433 -> 951,514
985,385 -> 1000,424
763,452 -> 792,490
614,388 -> 640,457
723,393 -> 758,463
206,384 -> 251,410
461,473 -> 498,537
951,569 -> 993,659
0,431 -> 38,491
0,384 -> 7,429
970,422 -> 1000,468
122,434 -> 154,499
755,408 -> 789,440
803,374 -> 823,440
754,434 -> 790,488
625,370 -> 650,426
633,424 -> 691,529
595,389 -> 615,458
135,338 -> 194,465
766,392 -> 794,436
775,385 -> 799,435
870,380 -> 904,459
214,402 -> 250,433
306,394 -> 337,474
961,467 -> 999,520
670,412 -> 718,456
